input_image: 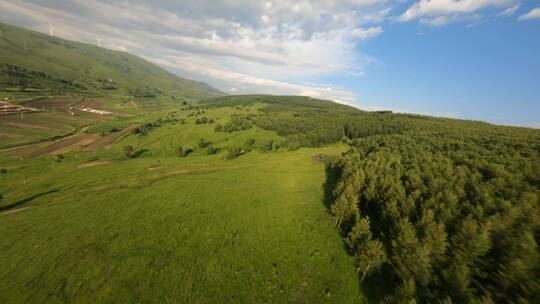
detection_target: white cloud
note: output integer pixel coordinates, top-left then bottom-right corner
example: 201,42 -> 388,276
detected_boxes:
420,15 -> 454,26
351,26 -> 384,39
0,0 -> 395,104
398,0 -> 517,25
419,13 -> 484,27
497,4 -> 519,17
148,54 -> 358,104
518,7 -> 540,20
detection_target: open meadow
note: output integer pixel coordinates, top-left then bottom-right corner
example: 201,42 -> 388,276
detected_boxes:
0,103 -> 364,303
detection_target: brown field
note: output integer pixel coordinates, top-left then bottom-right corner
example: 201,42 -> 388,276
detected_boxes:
2,123 -> 137,158
16,96 -> 104,112
84,124 -> 138,150
0,111 -> 110,149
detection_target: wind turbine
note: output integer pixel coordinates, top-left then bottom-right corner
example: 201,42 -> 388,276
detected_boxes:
49,24 -> 53,36
96,38 -> 102,47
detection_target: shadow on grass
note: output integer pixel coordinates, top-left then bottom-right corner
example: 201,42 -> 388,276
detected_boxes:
132,149 -> 149,158
183,149 -> 193,157
0,189 -> 60,212
322,162 -> 339,209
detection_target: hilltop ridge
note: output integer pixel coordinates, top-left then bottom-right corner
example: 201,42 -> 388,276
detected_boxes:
0,22 -> 222,100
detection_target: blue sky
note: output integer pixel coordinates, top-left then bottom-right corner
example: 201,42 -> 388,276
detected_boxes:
345,2 -> 540,126
0,0 -> 539,126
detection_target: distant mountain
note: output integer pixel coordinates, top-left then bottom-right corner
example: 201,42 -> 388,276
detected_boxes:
0,22 -> 222,100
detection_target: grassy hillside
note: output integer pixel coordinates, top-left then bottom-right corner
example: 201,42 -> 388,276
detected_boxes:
0,102 -> 364,303
0,88 -> 538,304
0,22 -> 221,100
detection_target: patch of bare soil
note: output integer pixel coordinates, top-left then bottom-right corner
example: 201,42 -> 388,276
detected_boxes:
3,121 -> 62,131
29,134 -> 87,157
52,134 -> 101,155
85,124 -> 138,150
0,207 -> 32,215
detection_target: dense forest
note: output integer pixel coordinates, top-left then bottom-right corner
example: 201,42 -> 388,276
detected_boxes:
331,134 -> 539,303
206,95 -> 540,302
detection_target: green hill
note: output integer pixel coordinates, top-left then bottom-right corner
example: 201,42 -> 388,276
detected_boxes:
0,23 -> 539,303
0,22 -> 222,100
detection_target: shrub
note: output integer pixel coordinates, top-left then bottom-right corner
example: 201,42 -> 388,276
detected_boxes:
286,140 -> 301,151
55,154 -> 65,163
214,123 -> 223,132
176,146 -> 185,157
245,138 -> 255,146
123,145 -> 134,158
176,146 -> 192,157
195,117 -> 213,124
244,138 -> 255,151
0,168 -> 7,174
207,146 -> 219,155
225,147 -> 242,160
216,116 -> 252,132
198,138 -> 211,148
260,140 -> 274,152
272,141 -> 284,151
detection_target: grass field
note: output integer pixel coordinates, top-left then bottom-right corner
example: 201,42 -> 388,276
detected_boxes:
0,104 -> 365,303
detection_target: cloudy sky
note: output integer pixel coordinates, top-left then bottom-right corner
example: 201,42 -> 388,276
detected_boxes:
0,0 -> 539,126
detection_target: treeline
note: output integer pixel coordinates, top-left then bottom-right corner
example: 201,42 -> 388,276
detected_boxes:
329,133 -> 540,303
0,63 -> 87,92
214,116 -> 253,132
202,95 -> 428,147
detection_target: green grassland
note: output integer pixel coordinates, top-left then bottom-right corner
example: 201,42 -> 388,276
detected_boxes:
0,103 -> 365,303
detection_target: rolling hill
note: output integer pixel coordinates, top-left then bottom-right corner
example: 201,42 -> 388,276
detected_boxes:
0,22 -> 539,304
0,22 -> 222,100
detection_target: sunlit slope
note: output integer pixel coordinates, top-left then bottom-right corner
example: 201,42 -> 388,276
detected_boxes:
0,22 -> 221,100
0,105 -> 364,303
